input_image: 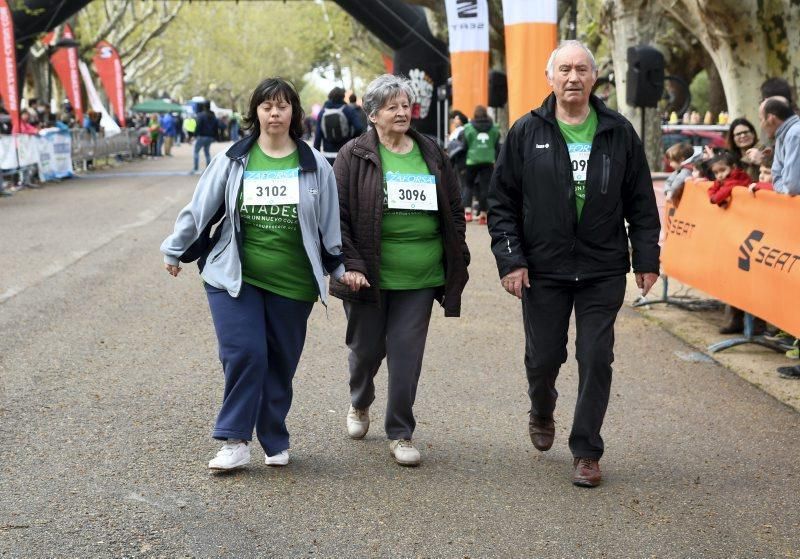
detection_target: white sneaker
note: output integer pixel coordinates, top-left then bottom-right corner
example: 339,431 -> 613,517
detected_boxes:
346,405 -> 370,439
265,449 -> 289,466
389,439 -> 421,466
208,440 -> 250,470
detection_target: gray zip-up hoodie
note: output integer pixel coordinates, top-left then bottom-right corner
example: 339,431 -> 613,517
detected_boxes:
160,135 -> 345,303
773,114 -> 800,195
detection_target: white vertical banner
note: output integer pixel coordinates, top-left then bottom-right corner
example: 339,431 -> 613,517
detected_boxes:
79,60 -> 121,137
445,0 -> 490,115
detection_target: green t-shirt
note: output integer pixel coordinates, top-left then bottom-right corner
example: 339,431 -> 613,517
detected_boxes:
238,144 -> 317,302
557,107 -> 598,220
463,122 -> 500,166
378,141 -> 445,290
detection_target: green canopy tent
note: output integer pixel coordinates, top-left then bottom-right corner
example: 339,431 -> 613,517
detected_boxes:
130,99 -> 184,113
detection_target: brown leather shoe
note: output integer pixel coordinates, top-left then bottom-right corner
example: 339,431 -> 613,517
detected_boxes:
572,457 -> 602,487
528,415 -> 555,451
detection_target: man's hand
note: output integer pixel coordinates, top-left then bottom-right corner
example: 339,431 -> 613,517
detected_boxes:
635,272 -> 659,297
339,271 -> 370,292
744,147 -> 764,166
500,268 -> 530,299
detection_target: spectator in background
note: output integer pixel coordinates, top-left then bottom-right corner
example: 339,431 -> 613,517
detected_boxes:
314,86 -> 364,165
749,152 -> 774,193
148,114 -> 161,157
175,113 -> 184,146
301,114 -> 315,142
706,151 -> 751,207
218,115 -> 229,142
760,77 -> 798,113
725,118 -> 762,180
160,112 -> 177,156
663,142 -> 695,203
183,114 -> 196,143
759,96 -> 800,195
462,105 -> 500,225
229,112 -> 241,142
348,93 -> 368,132
447,110 -> 469,218
193,102 -> 218,172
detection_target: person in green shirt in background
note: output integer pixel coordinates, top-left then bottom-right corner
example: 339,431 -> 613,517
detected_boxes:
462,105 -> 500,225
331,74 -> 470,467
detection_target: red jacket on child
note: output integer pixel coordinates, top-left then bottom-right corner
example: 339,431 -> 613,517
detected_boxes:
708,168 -> 752,205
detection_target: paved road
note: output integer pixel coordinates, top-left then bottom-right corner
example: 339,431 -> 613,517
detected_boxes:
1,143 -> 798,558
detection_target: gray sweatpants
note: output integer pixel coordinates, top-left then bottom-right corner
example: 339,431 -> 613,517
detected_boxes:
343,288 -> 436,440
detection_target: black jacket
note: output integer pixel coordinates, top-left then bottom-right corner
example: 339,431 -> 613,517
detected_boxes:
487,94 -> 660,281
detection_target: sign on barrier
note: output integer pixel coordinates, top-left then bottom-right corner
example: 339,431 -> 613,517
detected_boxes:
38,130 -> 73,181
661,180 -> 800,337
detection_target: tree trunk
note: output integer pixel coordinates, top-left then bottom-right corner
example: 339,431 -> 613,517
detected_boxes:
660,0 -> 800,125
705,59 -> 725,118
601,0 -> 664,171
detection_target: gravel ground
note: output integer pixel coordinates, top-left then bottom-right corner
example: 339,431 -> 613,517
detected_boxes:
1,143 -> 798,558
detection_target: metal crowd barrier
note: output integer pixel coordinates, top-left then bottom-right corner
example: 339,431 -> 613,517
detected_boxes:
70,129 -> 141,170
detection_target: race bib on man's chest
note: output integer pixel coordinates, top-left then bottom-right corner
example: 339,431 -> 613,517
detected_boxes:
567,143 -> 591,182
385,172 -> 437,211
243,169 -> 299,206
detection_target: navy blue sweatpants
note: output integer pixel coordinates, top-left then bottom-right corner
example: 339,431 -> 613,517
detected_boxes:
205,282 -> 313,456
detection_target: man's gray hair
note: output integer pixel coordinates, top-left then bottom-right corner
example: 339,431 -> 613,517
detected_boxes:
545,40 -> 598,79
362,74 -> 416,118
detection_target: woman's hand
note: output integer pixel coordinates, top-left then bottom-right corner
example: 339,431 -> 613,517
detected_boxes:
339,271 -> 370,292
165,263 -> 182,277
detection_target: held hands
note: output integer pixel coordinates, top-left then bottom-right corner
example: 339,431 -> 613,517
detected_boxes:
339,271 -> 371,292
635,272 -> 659,297
501,268 -> 530,299
165,263 -> 182,277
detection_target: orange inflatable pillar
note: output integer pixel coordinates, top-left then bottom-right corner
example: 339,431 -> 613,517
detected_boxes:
502,0 -> 558,126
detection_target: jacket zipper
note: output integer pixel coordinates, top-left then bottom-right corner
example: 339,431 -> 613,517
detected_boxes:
601,154 -> 610,194
211,238 -> 231,264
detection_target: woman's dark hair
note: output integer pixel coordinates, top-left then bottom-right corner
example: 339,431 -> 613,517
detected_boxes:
726,117 -> 758,156
709,151 -> 737,169
451,110 -> 468,126
242,77 -> 304,139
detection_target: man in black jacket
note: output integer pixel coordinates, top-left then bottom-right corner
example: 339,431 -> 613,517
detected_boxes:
487,41 -> 660,488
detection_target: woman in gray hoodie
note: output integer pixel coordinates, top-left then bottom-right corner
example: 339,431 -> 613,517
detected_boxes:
161,78 -> 344,471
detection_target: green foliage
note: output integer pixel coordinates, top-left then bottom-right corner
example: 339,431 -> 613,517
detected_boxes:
77,1 -> 387,111
689,70 -> 709,115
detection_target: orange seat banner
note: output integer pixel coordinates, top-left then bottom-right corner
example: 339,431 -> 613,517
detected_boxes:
661,180 -> 800,337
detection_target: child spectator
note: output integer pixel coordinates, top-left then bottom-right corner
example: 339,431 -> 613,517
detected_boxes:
749,152 -> 775,193
707,152 -> 751,207
663,142 -> 695,203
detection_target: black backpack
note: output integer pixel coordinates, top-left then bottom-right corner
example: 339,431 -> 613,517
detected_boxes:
321,106 -> 350,143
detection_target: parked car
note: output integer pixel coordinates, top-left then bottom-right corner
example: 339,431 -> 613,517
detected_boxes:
661,125 -> 728,171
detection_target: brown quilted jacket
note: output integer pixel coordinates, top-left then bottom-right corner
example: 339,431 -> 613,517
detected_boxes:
329,127 -> 470,317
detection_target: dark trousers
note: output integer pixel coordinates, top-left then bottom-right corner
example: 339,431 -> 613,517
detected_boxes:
463,163 -> 494,212
205,282 -> 313,455
522,275 -> 626,459
343,288 -> 435,440
193,136 -> 214,171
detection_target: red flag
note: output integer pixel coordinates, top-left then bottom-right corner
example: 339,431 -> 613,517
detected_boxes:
0,0 -> 20,134
42,24 -> 83,123
93,41 -> 125,127
381,53 -> 394,75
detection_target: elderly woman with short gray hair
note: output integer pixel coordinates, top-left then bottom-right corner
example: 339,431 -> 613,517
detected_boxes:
330,73 -> 469,466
